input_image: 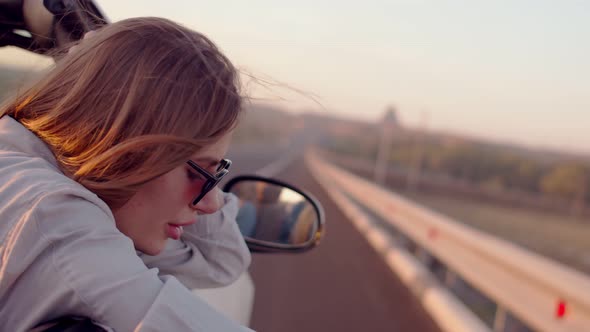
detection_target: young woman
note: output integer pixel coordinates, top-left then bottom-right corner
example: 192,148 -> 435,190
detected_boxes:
0,17 -> 253,331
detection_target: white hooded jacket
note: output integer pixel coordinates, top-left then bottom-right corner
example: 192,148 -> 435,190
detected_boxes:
0,116 -> 252,331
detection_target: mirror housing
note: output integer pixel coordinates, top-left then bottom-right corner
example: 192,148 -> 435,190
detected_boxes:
223,175 -> 325,253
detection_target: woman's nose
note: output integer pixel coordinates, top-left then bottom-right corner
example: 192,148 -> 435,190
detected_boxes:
192,187 -> 223,215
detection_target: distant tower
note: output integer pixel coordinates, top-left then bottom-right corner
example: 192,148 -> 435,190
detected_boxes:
382,106 -> 399,128
374,105 -> 398,183
405,110 -> 429,191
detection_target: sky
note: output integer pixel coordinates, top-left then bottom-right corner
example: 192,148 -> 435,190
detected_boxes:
1,1 -> 588,155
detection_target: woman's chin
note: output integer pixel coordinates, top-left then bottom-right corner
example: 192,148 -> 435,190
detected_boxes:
136,240 -> 166,256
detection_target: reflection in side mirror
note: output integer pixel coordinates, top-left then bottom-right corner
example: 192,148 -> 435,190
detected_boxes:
223,175 -> 325,253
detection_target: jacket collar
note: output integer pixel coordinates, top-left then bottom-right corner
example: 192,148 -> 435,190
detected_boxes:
0,115 -> 59,168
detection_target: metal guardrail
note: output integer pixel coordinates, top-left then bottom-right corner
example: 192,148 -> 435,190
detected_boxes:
307,150 -> 590,332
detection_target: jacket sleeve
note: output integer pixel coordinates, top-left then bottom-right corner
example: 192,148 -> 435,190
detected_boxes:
138,192 -> 252,289
35,191 -> 253,332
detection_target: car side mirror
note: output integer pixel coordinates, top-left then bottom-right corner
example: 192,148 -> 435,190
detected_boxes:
223,175 -> 325,253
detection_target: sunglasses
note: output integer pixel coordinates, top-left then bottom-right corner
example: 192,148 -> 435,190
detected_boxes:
186,158 -> 232,206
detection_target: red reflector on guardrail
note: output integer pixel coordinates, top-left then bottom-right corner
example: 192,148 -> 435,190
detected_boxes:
556,299 -> 567,319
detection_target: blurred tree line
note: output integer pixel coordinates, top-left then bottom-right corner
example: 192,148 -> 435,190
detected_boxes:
321,129 -> 590,216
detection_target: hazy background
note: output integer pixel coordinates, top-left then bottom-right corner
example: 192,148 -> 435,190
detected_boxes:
1,0 -> 589,155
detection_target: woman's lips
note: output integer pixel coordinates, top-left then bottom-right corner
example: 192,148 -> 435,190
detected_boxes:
165,220 -> 196,240
165,224 -> 183,240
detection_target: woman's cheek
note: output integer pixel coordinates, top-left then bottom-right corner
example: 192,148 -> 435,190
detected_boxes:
183,183 -> 201,203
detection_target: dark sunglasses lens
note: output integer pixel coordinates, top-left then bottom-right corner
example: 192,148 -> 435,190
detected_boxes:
190,159 -> 231,206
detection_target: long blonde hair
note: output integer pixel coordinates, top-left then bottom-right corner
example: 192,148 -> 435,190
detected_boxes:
2,17 -> 242,209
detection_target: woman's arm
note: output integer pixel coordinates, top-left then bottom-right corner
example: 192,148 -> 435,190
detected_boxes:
34,190 -> 252,331
138,192 -> 252,289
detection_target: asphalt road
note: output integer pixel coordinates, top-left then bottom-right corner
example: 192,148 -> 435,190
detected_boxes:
227,145 -> 441,332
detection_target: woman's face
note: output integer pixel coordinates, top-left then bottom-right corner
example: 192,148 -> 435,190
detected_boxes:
113,132 -> 233,255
